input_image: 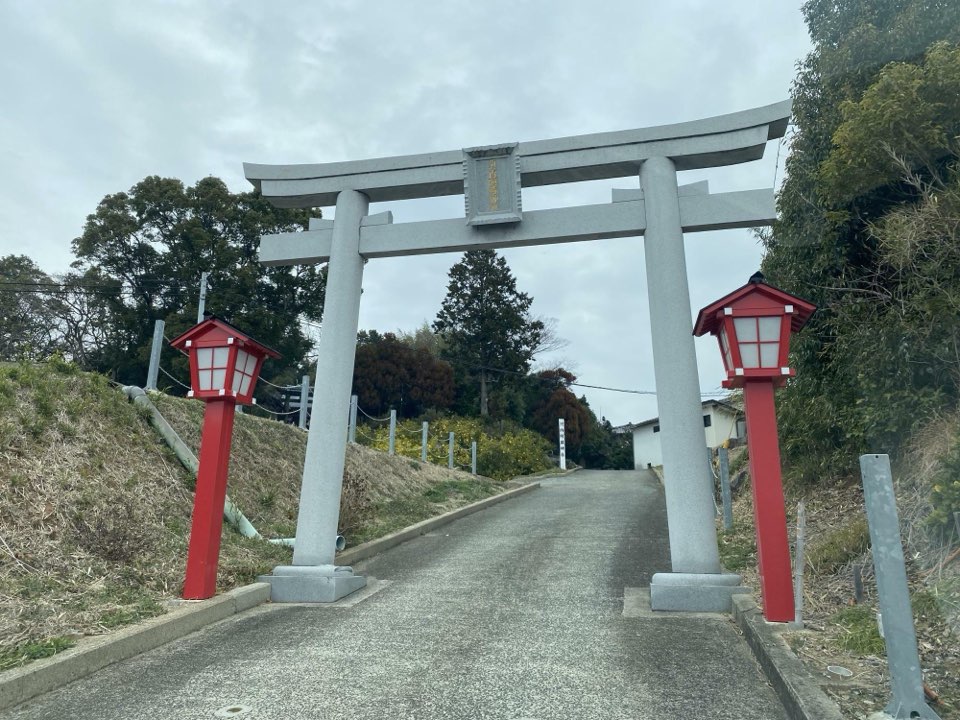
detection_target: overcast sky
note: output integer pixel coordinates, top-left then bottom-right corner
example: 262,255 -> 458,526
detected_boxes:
0,1 -> 811,425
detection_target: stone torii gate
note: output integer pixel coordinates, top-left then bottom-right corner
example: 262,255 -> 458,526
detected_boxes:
245,101 -> 791,608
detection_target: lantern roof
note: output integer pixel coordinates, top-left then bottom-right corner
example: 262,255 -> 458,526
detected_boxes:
169,314 -> 281,359
693,274 -> 816,337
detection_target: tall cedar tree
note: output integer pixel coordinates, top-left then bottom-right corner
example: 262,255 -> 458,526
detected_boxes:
762,0 -> 960,482
72,176 -> 324,388
433,250 -> 543,417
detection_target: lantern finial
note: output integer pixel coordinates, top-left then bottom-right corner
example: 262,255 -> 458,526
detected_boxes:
749,271 -> 766,284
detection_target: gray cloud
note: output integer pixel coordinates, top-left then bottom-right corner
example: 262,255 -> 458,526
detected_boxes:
0,0 -> 811,424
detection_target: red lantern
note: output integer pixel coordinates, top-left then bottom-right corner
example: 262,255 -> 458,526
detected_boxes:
696,274 -> 815,389
694,274 -> 815,622
174,316 -> 277,406
170,315 -> 279,599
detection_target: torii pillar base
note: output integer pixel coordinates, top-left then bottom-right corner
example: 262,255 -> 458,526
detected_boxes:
650,572 -> 749,613
258,565 -> 367,603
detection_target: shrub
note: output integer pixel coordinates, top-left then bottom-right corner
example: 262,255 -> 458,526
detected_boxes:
357,415 -> 551,480
928,439 -> 960,532
807,517 -> 870,574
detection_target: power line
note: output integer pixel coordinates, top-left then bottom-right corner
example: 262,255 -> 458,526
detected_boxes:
441,355 -> 726,398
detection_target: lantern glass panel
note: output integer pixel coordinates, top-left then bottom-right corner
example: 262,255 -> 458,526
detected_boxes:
758,316 -> 781,342
719,326 -> 733,370
213,347 -> 229,367
197,348 -> 213,370
760,343 -> 779,367
232,349 -> 256,397
198,370 -> 212,390
740,343 -> 760,368
734,317 -> 757,342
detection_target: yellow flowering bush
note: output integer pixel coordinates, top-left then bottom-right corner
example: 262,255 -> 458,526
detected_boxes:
357,416 -> 551,481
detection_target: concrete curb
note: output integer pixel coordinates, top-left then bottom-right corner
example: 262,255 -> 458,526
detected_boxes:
0,583 -> 270,713
731,594 -> 843,720
338,481 -> 540,567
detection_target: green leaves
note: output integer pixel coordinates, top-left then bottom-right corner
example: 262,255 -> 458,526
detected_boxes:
819,43 -> 960,205
764,3 -> 960,483
70,176 -> 324,387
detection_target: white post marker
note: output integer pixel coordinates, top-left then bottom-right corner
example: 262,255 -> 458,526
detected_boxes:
146,319 -> 164,392
471,441 -> 477,475
448,432 -> 455,469
388,409 -> 397,455
348,394 -> 358,444
792,500 -> 806,629
298,375 -> 310,430
421,421 -> 428,462
558,418 -> 567,471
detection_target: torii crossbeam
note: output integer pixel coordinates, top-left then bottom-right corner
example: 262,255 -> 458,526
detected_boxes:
246,100 -> 791,608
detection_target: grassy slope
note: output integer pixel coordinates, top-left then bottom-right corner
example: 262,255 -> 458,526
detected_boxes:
0,362 -> 504,672
717,444 -> 960,719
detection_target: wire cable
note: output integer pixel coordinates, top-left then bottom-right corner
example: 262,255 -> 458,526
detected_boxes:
158,365 -> 192,391
357,406 -> 392,423
257,376 -> 302,390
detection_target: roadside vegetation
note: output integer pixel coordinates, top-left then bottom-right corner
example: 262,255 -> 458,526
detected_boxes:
0,362 -> 520,674
729,2 -> 960,717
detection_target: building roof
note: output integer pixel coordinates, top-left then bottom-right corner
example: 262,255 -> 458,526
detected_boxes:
624,398 -> 741,432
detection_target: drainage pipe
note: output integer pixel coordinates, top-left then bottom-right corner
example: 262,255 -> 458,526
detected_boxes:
122,385 -> 260,540
270,535 -> 345,551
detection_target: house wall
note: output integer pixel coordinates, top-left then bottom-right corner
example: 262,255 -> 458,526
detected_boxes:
632,424 -> 663,469
703,405 -> 741,448
633,405 -> 741,470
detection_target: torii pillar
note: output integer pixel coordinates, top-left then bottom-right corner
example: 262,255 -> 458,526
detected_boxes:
641,157 -> 742,612
256,189 -> 369,602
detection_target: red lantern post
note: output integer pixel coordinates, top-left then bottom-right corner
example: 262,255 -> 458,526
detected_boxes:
694,273 -> 815,622
170,316 -> 279,600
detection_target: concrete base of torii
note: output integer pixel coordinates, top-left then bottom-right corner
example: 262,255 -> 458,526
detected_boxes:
259,565 -> 367,603
649,572 -> 748,613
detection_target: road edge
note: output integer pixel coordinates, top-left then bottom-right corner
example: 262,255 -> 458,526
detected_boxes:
0,583 -> 270,713
732,594 -> 844,720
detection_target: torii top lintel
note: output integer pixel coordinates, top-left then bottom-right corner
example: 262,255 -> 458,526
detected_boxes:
244,100 -> 790,208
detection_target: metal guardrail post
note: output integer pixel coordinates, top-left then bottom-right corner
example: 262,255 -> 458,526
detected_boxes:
146,319 -> 164,391
388,409 -> 397,455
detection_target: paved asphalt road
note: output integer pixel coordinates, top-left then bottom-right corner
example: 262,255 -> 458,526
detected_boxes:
5,470 -> 788,720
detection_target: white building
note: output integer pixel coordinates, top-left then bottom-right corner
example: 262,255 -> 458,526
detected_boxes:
629,399 -> 743,470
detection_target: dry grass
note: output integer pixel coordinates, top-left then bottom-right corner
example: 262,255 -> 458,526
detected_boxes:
0,364 -> 505,673
719,436 -> 960,719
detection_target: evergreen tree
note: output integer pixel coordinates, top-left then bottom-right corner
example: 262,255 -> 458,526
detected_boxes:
433,250 -> 544,417
352,331 -> 454,418
72,176 -> 324,387
763,0 -> 960,482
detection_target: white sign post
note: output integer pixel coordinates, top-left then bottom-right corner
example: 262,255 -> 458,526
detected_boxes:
558,418 -> 567,471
